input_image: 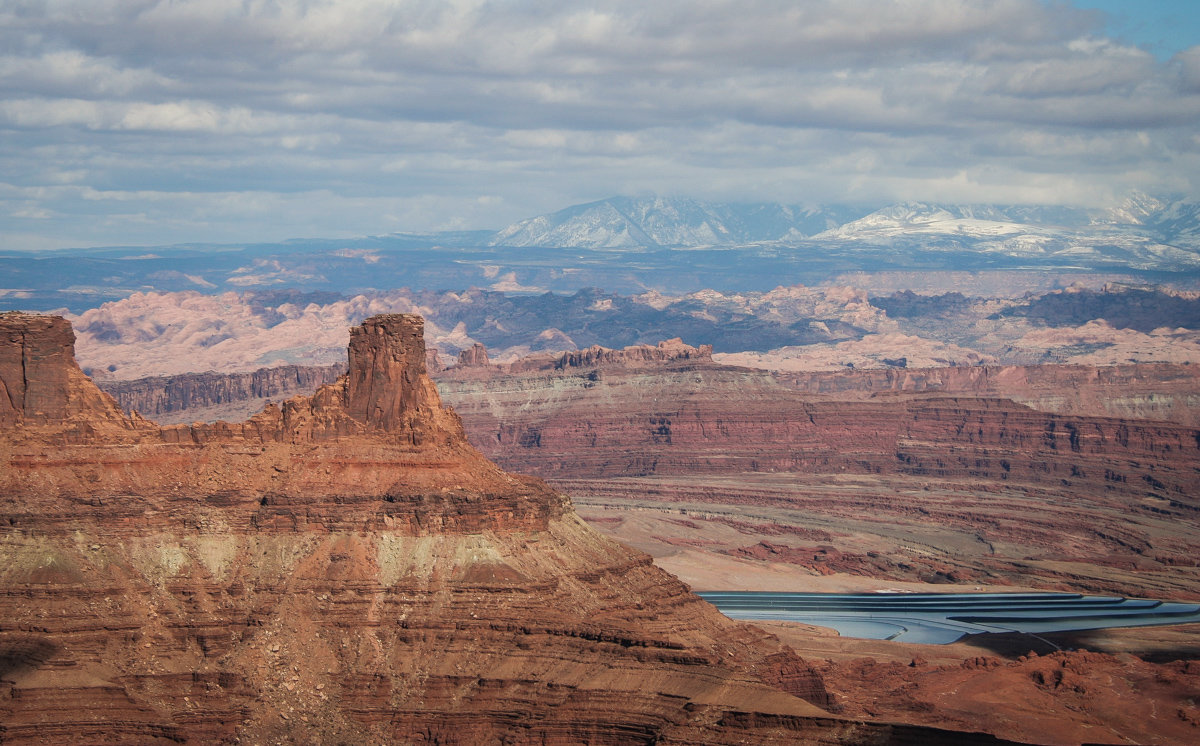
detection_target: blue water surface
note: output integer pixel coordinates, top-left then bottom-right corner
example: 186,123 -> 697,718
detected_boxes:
697,591 -> 1200,644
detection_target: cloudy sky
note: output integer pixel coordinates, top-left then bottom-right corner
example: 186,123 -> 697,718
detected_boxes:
2,0 -> 1198,250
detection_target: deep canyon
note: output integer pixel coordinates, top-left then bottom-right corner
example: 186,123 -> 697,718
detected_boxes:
3,311 -> 1039,745
70,325 -> 1200,744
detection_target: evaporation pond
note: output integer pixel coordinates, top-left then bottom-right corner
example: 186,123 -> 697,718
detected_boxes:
696,591 -> 1200,644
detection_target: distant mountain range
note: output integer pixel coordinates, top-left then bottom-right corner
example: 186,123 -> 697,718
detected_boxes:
485,194 -> 1200,266
488,196 -> 866,249
4,193 -> 1199,313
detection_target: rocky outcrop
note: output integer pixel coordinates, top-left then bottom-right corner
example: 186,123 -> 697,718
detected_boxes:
552,339 -> 713,370
0,313 -> 74,426
456,342 -> 490,367
2,313 -> 1007,745
0,313 -> 130,428
97,363 -> 345,421
343,314 -> 463,444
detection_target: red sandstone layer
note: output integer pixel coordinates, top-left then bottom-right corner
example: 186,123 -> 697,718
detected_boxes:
2,312 -> 1009,745
774,362 -> 1200,426
430,357 -> 1200,604
87,340 -> 1200,600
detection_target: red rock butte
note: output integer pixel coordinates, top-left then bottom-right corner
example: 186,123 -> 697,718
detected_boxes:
0,312 -> 1019,744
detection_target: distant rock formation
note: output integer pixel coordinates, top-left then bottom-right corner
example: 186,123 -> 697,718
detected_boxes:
553,339 -> 713,370
3,312 -> 1004,744
97,363 -> 346,421
455,342 -> 490,367
774,362 -> 1200,425
445,365 -> 1200,498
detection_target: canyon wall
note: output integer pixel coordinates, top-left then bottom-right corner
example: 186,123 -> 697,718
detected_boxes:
438,364 -> 1200,497
98,352 -> 1200,429
432,357 -> 1200,602
86,341 -> 1200,600
774,362 -> 1200,426
11,317 -> 1200,743
86,342 -> 1200,599
3,313 -> 1011,745
97,362 -> 345,422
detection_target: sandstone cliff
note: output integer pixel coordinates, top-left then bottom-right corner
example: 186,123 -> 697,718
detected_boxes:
1,313 -> 133,430
99,353 -> 1200,430
98,363 -> 345,422
774,362 -> 1200,426
551,339 -> 714,371
443,365 -> 1200,496
456,342 -> 490,367
0,313 -> 1001,745
436,359 -> 1200,602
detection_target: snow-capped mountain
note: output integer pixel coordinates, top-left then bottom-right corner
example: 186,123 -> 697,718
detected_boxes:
488,196 -> 863,249
811,198 -> 1200,268
485,194 -> 1200,270
1145,200 -> 1200,246
817,202 -> 1097,237
9,194 -> 1200,317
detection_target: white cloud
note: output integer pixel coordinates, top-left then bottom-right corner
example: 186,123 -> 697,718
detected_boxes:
0,50 -> 173,97
0,0 -> 1196,249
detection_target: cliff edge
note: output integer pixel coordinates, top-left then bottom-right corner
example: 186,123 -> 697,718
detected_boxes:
1,313 -> 132,430
0,312 -> 1012,745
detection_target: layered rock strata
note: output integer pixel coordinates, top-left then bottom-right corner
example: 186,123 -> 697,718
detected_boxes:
435,361 -> 1200,600
440,366 -> 1200,497
97,363 -> 345,423
100,356 -> 1200,429
550,339 -> 713,371
88,340 -> 1200,599
774,362 -> 1200,427
0,313 -> 1003,745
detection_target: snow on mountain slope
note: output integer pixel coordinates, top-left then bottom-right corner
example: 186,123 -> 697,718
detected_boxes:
487,194 -> 1200,270
1148,200 -> 1200,245
817,202 -> 1079,239
488,196 -> 860,248
809,199 -> 1200,268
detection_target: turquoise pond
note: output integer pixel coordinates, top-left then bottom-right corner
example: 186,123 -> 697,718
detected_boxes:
696,591 -> 1200,645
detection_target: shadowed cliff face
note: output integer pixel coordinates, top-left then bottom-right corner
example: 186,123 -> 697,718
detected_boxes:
0,313 -> 129,429
0,314 -> 73,426
346,314 -> 445,436
2,313 -> 1019,746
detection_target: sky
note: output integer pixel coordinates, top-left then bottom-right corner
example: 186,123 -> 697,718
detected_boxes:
1,0 -> 1198,250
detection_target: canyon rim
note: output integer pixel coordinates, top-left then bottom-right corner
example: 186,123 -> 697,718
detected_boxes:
0,311 -> 1026,745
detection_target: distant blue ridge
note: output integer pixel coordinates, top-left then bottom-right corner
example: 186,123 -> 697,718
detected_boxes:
697,591 -> 1200,644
